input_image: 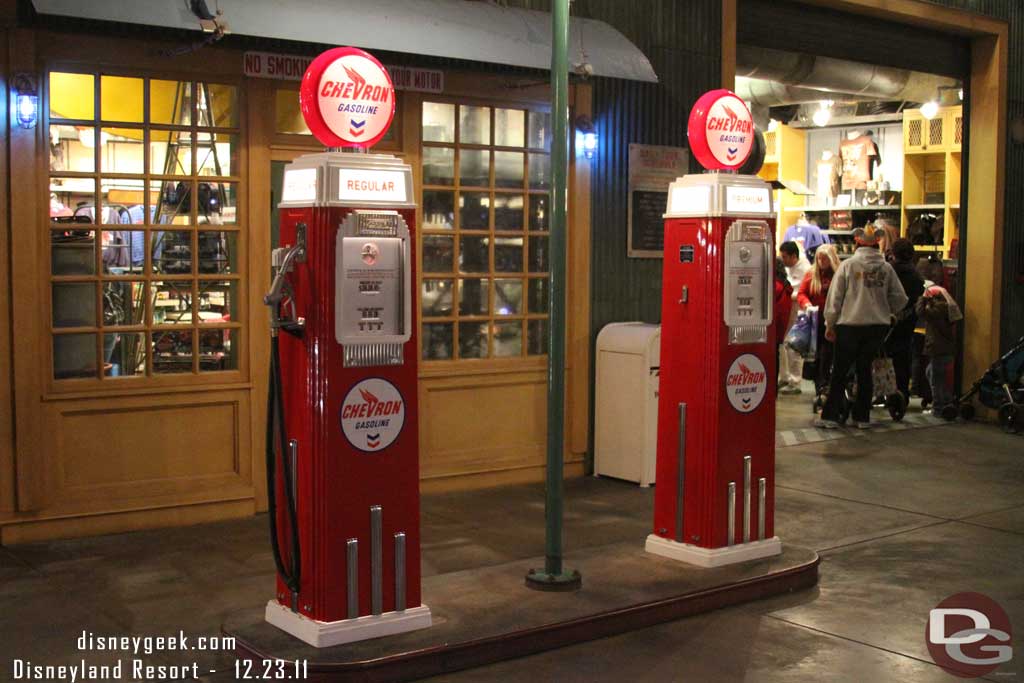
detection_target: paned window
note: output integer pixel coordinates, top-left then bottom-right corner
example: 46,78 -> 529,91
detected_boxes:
419,102 -> 551,360
48,72 -> 242,381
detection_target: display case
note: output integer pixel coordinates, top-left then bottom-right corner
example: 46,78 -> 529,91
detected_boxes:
902,106 -> 962,258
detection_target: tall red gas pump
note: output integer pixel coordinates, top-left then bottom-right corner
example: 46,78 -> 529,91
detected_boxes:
646,90 -> 783,567
263,47 -> 431,647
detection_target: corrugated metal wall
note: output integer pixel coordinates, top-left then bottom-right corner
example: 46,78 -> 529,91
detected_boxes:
571,1 -> 722,467
579,0 -> 722,334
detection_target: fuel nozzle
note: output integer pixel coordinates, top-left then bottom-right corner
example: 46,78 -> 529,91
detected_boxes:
265,223 -> 307,337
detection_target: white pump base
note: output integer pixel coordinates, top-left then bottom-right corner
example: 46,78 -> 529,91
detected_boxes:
645,534 -> 782,568
265,600 -> 432,648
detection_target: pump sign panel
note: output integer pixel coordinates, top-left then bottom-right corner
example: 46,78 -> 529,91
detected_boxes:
687,89 -> 755,171
725,354 -> 768,413
300,46 -> 396,149
340,378 -> 406,452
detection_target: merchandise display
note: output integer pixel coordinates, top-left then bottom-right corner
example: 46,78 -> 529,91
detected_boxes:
815,150 -> 842,204
783,215 -> 829,257
839,129 -> 880,190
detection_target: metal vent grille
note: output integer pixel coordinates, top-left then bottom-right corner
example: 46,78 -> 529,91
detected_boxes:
763,130 -> 777,158
954,115 -> 963,146
908,119 -> 923,147
344,343 -> 404,367
929,118 -> 944,146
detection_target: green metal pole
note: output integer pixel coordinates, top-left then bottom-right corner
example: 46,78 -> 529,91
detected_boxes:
526,0 -> 580,592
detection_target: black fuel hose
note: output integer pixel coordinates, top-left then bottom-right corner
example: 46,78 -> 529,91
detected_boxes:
266,333 -> 301,597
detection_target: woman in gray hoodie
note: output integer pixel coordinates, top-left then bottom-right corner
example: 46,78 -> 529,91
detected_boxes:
815,225 -> 908,429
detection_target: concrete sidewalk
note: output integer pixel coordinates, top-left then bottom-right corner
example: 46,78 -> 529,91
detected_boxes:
0,420 -> 1021,681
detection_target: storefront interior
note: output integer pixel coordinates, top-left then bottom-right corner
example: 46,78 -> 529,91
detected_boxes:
734,46 -> 966,423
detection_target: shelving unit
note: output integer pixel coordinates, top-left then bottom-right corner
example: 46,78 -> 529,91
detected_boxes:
759,123 -> 807,245
902,105 -> 962,258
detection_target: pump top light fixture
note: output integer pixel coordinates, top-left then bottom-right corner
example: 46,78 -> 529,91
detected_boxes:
12,74 -> 39,129
921,100 -> 940,120
575,115 -> 598,160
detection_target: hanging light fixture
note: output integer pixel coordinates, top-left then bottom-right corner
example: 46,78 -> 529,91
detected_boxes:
574,115 -> 598,160
921,100 -> 940,119
12,74 -> 39,129
812,100 -> 833,127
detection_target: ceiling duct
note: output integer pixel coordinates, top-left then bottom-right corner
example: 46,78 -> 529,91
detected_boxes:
735,45 -> 957,106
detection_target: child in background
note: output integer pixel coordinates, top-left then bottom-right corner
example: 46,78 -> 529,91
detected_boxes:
778,241 -> 810,394
774,258 -> 793,397
915,286 -> 963,417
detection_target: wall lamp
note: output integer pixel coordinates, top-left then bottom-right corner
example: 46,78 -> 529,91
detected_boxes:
575,115 -> 598,160
12,74 -> 39,129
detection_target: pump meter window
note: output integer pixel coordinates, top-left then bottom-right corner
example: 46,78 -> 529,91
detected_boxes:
724,221 -> 772,344
335,211 -> 411,353
339,236 -> 404,337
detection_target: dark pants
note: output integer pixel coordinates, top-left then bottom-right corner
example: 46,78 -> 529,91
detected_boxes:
911,334 -> 932,402
886,335 -> 913,400
813,314 -> 833,396
822,324 -> 889,423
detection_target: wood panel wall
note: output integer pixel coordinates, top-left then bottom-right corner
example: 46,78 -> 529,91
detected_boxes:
1,30 -> 257,542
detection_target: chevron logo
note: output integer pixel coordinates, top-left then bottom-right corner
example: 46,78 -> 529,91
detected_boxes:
349,119 -> 366,137
367,433 -> 381,448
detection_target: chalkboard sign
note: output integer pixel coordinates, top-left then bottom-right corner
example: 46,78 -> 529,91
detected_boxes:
627,144 -> 688,258
628,190 -> 669,257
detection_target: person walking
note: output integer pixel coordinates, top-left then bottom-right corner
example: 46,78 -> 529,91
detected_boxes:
885,239 -> 925,403
916,285 -> 962,417
778,241 -> 810,394
816,225 -> 909,429
797,244 -> 840,401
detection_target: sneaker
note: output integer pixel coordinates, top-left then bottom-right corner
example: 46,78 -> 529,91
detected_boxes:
855,421 -> 872,430
780,385 -> 802,395
814,418 -> 839,429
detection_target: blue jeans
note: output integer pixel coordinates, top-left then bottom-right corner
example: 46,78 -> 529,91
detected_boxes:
927,355 -> 954,410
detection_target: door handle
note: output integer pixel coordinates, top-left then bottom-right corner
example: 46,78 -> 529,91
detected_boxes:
678,286 -> 688,304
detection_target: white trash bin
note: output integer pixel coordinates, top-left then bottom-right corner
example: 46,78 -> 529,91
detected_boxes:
594,322 -> 660,487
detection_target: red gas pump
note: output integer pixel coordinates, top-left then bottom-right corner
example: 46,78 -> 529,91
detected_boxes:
646,90 -> 783,567
263,47 -> 431,647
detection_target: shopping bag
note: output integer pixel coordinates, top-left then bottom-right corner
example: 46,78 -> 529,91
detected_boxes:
872,356 -> 898,397
784,311 -> 812,356
806,306 -> 819,359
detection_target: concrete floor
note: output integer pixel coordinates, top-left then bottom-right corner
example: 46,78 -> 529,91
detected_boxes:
0,400 -> 1021,681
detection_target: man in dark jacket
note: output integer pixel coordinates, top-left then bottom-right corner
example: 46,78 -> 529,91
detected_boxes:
885,239 -> 925,401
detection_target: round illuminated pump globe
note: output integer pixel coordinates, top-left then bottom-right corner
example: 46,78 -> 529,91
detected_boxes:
687,89 -> 755,171
299,46 -> 396,149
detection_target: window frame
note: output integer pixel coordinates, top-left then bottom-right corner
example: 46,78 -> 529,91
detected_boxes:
271,83 -> 404,152
418,97 -> 552,364
43,65 -> 247,392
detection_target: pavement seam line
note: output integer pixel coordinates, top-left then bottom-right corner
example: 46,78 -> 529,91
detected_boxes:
955,502 -> 1024,521
762,614 -> 956,674
945,518 -> 1024,539
815,520 -> 950,555
775,485 -> 951,521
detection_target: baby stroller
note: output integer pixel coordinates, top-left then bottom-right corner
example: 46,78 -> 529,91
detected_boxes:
951,336 -> 1024,433
822,329 -> 906,424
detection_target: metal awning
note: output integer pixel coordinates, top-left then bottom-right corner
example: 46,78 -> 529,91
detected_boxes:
31,0 -> 657,83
